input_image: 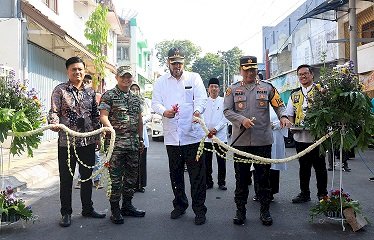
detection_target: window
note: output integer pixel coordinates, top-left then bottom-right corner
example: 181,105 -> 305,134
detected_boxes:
362,21 -> 374,45
117,46 -> 130,61
42,0 -> 58,13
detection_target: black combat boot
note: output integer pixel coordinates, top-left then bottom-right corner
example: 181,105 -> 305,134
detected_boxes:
233,205 -> 246,225
260,205 -> 273,226
121,200 -> 146,217
110,202 -> 124,224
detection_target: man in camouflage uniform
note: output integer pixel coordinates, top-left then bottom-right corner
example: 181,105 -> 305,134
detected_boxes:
223,56 -> 291,226
99,65 -> 145,224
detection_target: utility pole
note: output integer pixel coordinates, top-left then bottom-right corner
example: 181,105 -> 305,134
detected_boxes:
222,58 -> 229,91
222,61 -> 226,94
349,0 -> 358,73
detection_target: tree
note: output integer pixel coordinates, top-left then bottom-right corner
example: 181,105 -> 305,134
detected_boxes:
155,40 -> 202,70
192,47 -> 244,90
84,4 -> 111,88
219,47 -> 243,83
192,53 -> 222,87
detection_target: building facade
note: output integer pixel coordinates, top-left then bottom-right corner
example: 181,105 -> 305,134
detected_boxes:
0,0 -> 121,141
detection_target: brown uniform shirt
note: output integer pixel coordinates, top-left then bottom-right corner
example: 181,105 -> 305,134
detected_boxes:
223,80 -> 287,146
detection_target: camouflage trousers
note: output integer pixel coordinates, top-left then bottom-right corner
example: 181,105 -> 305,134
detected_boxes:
109,149 -> 139,202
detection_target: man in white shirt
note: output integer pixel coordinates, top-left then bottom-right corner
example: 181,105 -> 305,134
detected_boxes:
151,47 -> 208,225
203,78 -> 228,190
286,64 -> 328,204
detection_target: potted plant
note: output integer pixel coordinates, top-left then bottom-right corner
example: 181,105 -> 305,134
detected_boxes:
0,186 -> 33,223
310,189 -> 361,221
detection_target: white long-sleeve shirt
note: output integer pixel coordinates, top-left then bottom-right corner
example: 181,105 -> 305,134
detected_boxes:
151,71 -> 207,146
203,96 -> 228,143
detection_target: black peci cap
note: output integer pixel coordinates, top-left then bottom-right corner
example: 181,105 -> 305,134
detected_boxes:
208,78 -> 220,86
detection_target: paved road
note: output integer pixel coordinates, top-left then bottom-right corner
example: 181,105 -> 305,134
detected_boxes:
1,140 -> 373,239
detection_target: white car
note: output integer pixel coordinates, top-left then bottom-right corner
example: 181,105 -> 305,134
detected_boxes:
151,113 -> 163,141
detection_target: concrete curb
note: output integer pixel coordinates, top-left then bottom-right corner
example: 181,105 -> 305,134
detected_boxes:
0,139 -> 59,192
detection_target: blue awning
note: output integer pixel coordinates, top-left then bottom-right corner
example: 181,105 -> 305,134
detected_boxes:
298,0 -> 349,21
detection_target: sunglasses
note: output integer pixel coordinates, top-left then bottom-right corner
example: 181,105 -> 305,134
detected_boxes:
170,62 -> 183,66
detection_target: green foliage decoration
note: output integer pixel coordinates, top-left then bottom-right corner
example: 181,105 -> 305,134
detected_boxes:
0,68 -> 43,156
304,61 -> 374,152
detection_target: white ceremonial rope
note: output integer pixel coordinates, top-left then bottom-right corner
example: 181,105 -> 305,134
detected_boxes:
7,124 -> 116,165
194,116 -> 334,163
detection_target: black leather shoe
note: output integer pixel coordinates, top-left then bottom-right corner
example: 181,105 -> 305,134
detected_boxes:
218,185 -> 227,190
121,206 -> 146,217
82,210 -> 106,218
59,214 -> 71,227
327,167 -> 334,171
170,208 -> 186,219
136,187 -> 146,193
233,210 -> 246,225
292,194 -> 311,203
194,214 -> 206,225
260,210 -> 273,226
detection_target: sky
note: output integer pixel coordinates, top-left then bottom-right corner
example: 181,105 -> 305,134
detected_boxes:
112,0 -> 306,63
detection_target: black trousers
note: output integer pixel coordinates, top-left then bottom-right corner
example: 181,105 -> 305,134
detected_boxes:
234,145 -> 272,207
295,141 -> 328,197
255,169 -> 280,195
204,142 -> 226,186
136,148 -> 147,189
58,144 -> 95,215
166,143 -> 207,215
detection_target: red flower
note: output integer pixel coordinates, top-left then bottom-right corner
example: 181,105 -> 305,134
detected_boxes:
104,161 -> 110,168
172,104 -> 180,113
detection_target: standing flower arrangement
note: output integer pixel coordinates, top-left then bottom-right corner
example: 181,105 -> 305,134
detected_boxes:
0,66 -> 44,156
305,61 -> 374,152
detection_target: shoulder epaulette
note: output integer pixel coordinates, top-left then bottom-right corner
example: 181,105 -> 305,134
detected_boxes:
291,87 -> 302,94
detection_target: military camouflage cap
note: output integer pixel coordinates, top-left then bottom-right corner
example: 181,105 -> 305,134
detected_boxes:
117,65 -> 133,76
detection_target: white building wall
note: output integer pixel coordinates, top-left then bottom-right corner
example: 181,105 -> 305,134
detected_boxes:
292,19 -> 338,67
358,42 -> 374,74
25,0 -> 95,44
0,18 -> 22,80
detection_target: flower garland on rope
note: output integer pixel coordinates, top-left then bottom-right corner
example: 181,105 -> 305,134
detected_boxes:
194,116 -> 334,164
8,124 -> 115,198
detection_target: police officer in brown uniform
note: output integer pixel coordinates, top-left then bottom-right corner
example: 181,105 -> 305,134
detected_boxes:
223,56 -> 290,226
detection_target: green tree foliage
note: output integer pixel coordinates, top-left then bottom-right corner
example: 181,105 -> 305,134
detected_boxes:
220,47 -> 243,82
192,53 -> 222,86
192,47 -> 243,89
84,4 -> 111,87
155,40 -> 202,69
